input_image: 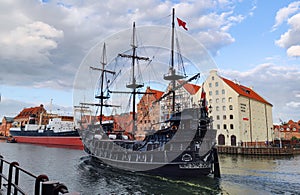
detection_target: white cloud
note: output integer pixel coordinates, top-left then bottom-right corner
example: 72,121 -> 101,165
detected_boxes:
0,0 -> 258,119
286,101 -> 300,108
272,1 -> 300,31
0,0 -> 247,89
274,3 -> 300,57
275,13 -> 300,48
196,30 -> 235,55
221,63 -> 300,121
0,21 -> 63,60
0,98 -> 34,119
287,45 -> 300,57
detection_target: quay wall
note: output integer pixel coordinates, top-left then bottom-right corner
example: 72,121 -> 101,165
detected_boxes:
217,146 -> 300,156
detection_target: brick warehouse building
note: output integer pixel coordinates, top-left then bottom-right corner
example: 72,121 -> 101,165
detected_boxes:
136,87 -> 164,140
0,117 -> 14,136
273,120 -> 300,140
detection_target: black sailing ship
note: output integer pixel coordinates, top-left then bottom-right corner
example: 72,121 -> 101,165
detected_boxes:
77,8 -> 220,178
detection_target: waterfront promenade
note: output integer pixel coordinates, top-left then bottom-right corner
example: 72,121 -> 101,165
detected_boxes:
217,146 -> 300,155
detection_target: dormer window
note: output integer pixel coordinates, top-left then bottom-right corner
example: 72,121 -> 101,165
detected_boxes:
280,128 -> 283,131
242,88 -> 251,94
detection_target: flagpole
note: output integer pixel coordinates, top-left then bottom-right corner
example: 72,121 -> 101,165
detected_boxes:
171,8 -> 175,112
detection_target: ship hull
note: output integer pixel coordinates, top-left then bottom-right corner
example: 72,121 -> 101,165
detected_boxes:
79,108 -> 220,177
10,130 -> 83,150
82,127 -> 219,178
89,152 -> 214,178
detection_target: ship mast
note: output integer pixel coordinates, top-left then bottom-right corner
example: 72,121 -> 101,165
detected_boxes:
91,43 -> 116,125
118,22 -> 149,133
163,8 -> 186,112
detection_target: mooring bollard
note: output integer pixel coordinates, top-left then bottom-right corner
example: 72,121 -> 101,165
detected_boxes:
35,174 -> 49,195
42,181 -> 69,195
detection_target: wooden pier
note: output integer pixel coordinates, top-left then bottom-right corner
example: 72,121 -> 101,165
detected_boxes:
217,146 -> 300,156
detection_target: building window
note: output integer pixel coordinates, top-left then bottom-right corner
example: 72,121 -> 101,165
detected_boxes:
286,128 -> 290,131
217,124 -> 220,129
215,82 -> 219,87
223,106 -> 226,111
223,115 -> 226,120
218,134 -> 225,145
230,114 -> 233,119
209,99 -> 212,104
216,106 -> 219,111
280,127 -> 283,131
216,90 -> 219,95
222,89 -> 225,94
209,83 -> 212,87
209,91 -> 212,95
217,115 -> 220,120
223,124 -> 227,129
216,98 -> 219,103
222,98 -> 225,103
212,76 -> 214,80
229,105 -> 233,110
228,97 -> 232,102
230,124 -> 234,129
293,127 -> 296,131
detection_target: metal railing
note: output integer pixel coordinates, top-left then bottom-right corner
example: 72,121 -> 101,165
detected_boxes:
0,155 -> 74,195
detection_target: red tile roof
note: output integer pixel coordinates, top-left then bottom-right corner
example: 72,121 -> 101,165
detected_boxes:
221,77 -> 272,106
146,87 -> 164,100
273,120 -> 300,133
177,80 -> 201,95
14,104 -> 46,119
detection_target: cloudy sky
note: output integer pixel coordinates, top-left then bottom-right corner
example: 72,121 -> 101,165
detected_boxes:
0,0 -> 299,123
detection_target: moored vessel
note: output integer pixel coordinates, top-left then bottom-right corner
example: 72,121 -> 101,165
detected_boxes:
9,116 -> 83,149
75,8 -> 220,177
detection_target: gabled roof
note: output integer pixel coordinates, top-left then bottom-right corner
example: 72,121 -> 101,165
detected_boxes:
274,120 -> 300,131
221,77 -> 272,106
177,80 -> 201,95
14,104 -> 46,119
146,87 -> 164,100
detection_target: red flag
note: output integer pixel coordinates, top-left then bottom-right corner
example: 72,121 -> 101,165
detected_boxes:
200,86 -> 207,110
243,117 -> 249,121
177,17 -> 188,31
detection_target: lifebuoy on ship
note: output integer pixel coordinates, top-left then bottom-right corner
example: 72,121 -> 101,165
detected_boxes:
181,153 -> 193,162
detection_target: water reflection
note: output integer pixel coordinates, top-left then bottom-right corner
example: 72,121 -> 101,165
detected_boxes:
76,156 -> 221,194
1,142 -> 300,195
219,154 -> 300,195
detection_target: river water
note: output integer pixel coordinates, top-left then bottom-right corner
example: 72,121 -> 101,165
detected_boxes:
0,141 -> 299,195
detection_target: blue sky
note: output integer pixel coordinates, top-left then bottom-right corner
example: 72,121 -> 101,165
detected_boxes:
0,0 -> 300,123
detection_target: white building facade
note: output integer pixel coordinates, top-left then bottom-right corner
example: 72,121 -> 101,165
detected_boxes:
160,81 -> 200,121
203,70 -> 273,147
